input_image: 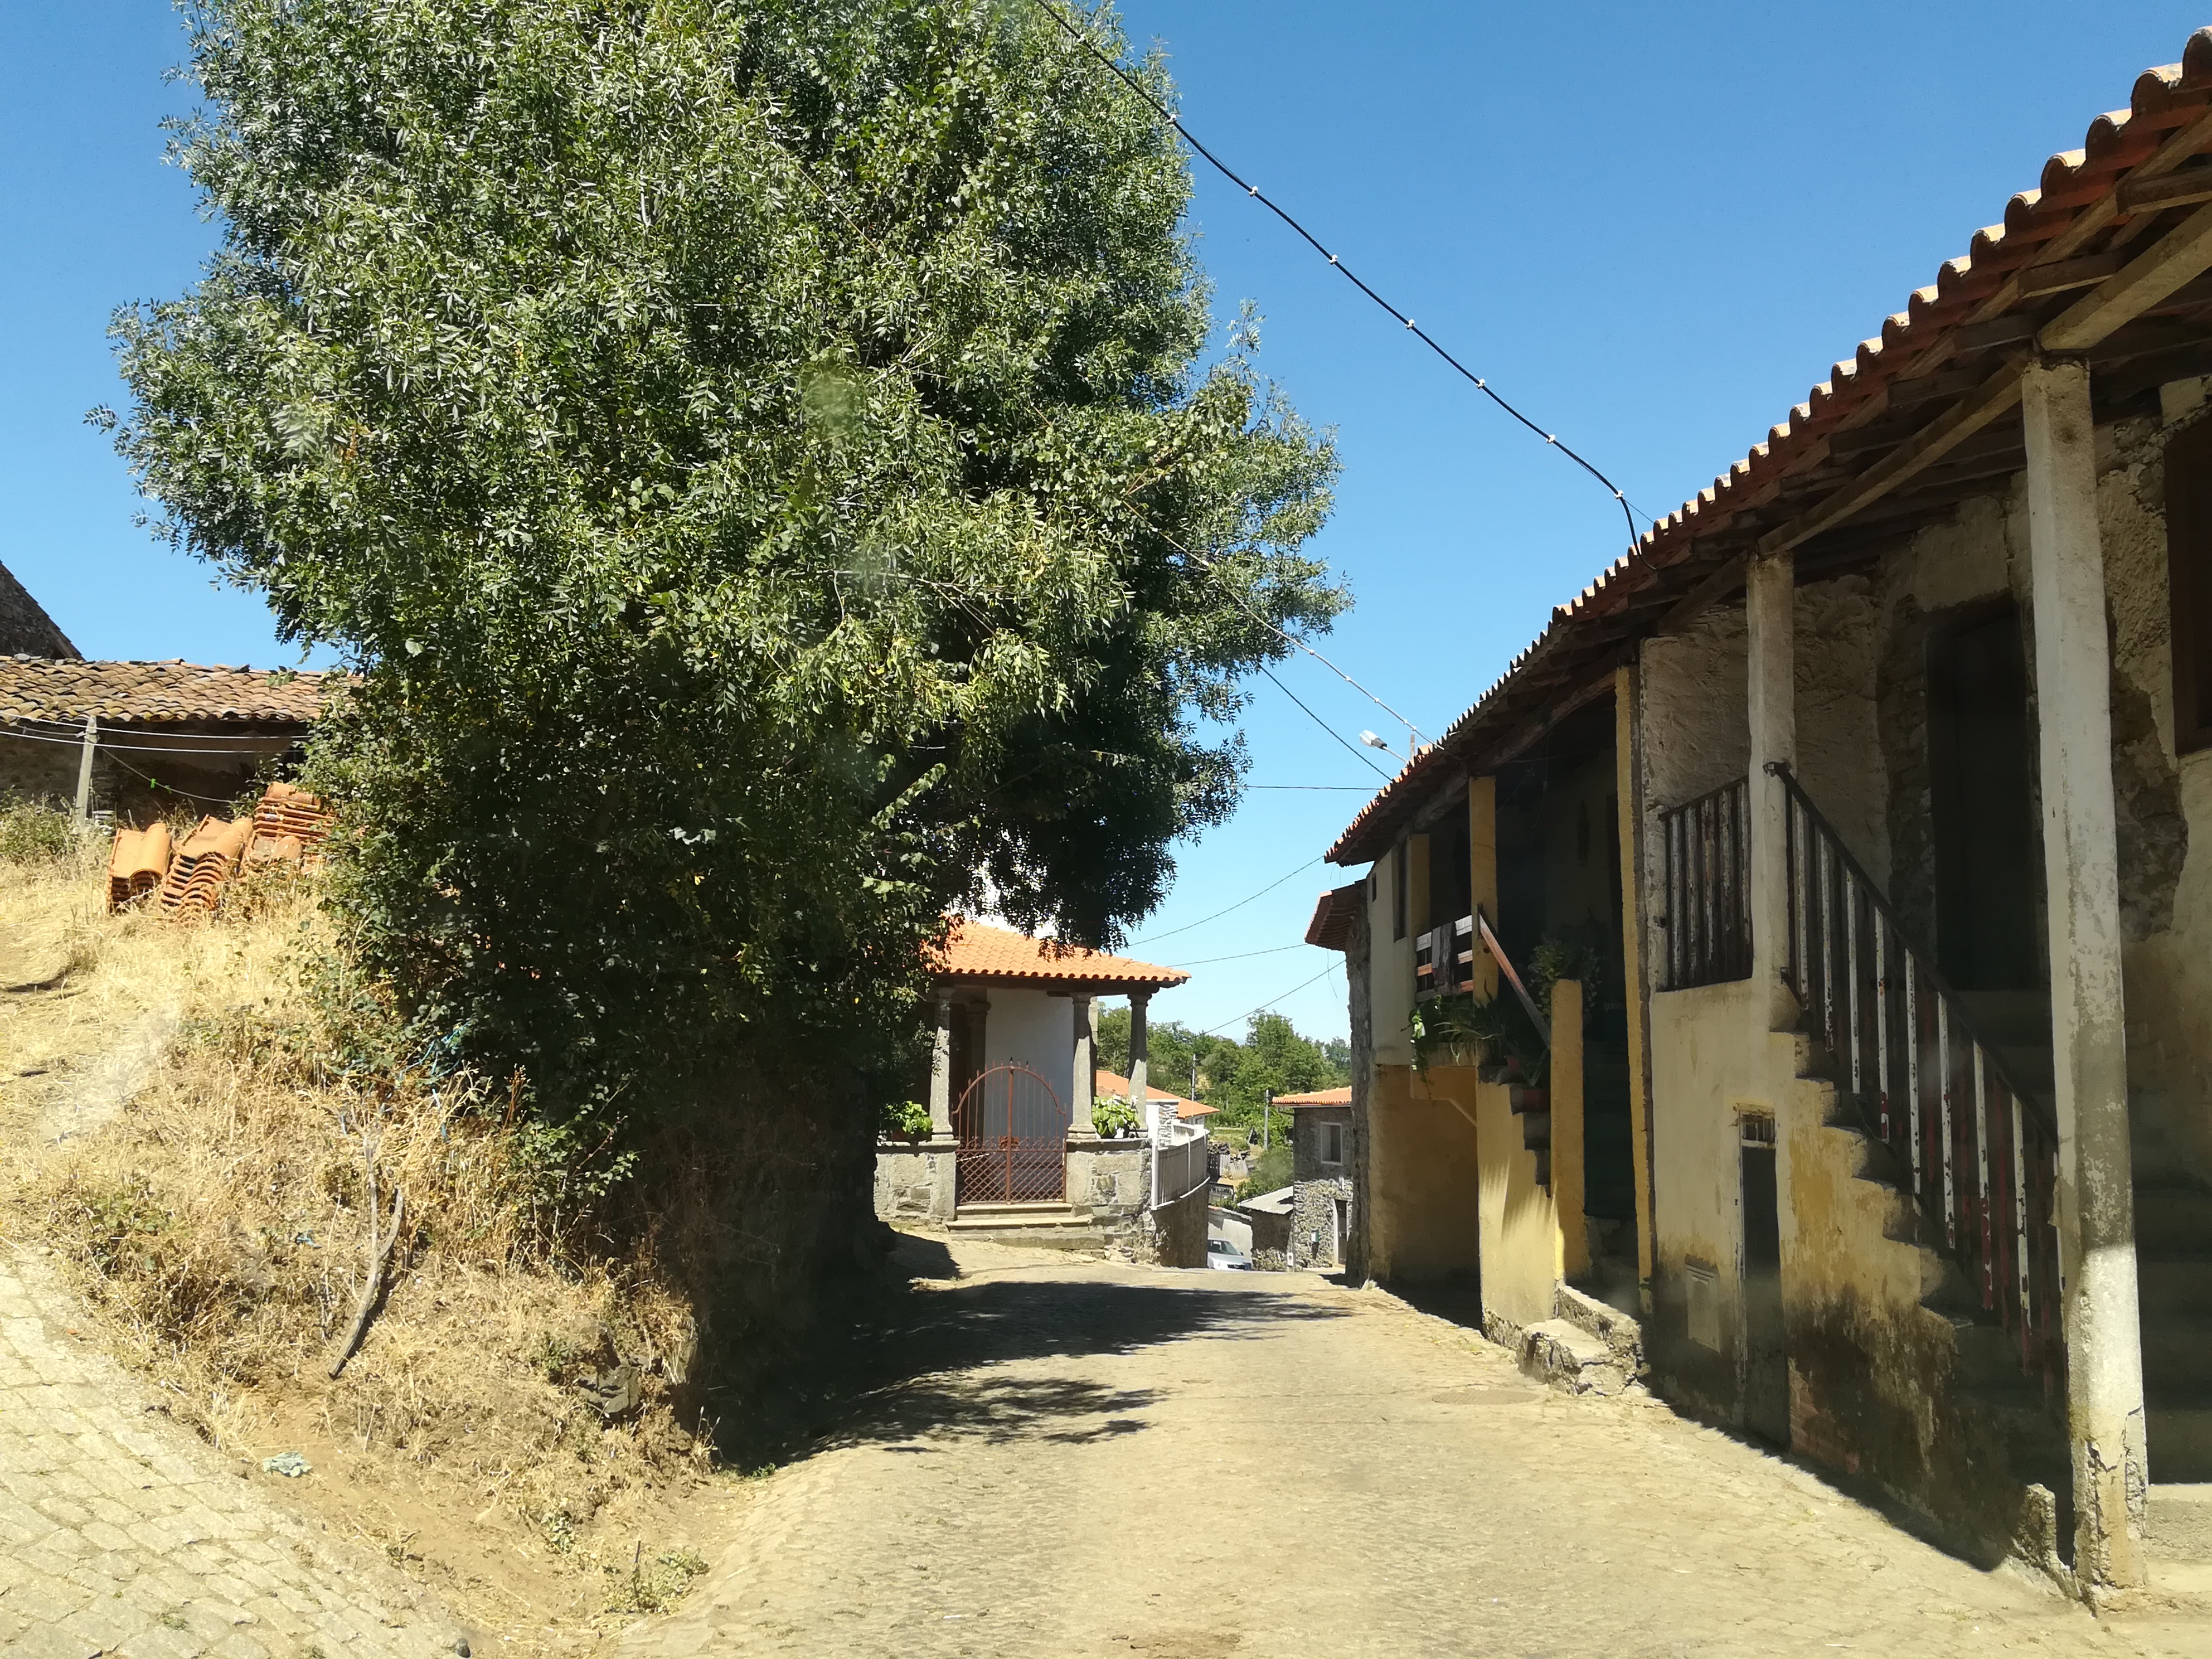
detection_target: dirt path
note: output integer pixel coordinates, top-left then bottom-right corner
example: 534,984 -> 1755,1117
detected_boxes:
616,1236 -> 2199,1659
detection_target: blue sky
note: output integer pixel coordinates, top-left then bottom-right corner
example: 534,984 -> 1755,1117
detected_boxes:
6,3 -> 2209,1041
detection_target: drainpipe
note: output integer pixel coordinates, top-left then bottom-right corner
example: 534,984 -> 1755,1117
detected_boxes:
2021,356 -> 2147,1594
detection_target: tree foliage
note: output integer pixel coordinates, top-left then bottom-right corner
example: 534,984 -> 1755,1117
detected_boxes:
106,0 -> 1340,1151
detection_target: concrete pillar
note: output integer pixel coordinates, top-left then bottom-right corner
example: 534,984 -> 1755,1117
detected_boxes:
1468,778 -> 1500,1000
2021,356 -> 2147,1592
1071,995 -> 1095,1133
927,997 -> 954,1139
1746,550 -> 1797,1035
1128,991 -> 1151,1120
73,715 -> 98,824
1613,662 -> 1659,1293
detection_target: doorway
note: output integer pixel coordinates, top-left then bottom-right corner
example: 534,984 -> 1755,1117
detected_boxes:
1927,604 -> 2043,990
1740,1113 -> 1789,1446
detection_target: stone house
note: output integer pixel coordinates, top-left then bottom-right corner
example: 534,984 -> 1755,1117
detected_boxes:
872,919 -> 1209,1266
1280,1086 -> 1354,1269
1,657 -> 337,821
0,560 -> 75,659
1306,32 -> 2212,1599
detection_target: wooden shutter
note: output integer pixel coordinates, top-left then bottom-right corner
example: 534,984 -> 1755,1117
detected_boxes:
2167,418 -> 2212,755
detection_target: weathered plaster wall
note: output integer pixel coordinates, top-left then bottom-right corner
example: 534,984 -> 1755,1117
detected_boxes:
1139,1181 -> 1208,1268
1796,576 -> 1887,880
1369,861 -> 1414,1068
2094,408 -> 2212,1185
1643,977 -> 1763,1422
1345,892 -> 1376,1284
983,986 -> 1076,1115
1773,1036 -> 2063,1567
1453,1062 -> 1561,1343
1366,1063 -> 1481,1282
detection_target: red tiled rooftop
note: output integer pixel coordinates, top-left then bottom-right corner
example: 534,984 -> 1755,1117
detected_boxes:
1275,1086 -> 1352,1108
932,919 -> 1190,991
1095,1069 -> 1215,1118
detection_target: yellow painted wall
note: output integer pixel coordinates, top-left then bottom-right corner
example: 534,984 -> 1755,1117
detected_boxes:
1368,1062 -> 1481,1281
1370,856 -> 1414,1069
1461,1062 -> 1560,1337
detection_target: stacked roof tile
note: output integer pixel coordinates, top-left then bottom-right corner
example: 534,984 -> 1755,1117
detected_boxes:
106,783 -> 337,917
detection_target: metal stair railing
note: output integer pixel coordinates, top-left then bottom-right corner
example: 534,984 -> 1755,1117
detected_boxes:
1768,762 -> 2067,1404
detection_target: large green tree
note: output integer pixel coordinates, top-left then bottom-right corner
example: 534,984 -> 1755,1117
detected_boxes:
109,0 -> 1340,1147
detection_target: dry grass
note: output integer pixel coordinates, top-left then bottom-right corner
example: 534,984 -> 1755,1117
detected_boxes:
0,823 -> 738,1651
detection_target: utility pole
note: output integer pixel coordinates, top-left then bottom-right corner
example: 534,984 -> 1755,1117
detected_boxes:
73,715 -> 99,824
1263,1089 -> 1272,1152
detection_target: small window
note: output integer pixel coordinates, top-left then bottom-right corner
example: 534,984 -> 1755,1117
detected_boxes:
1320,1120 -> 1346,1166
2167,417 -> 2212,754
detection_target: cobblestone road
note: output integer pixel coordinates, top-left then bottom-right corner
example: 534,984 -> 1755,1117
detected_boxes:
618,1238 -> 2205,1659
0,1240 -> 460,1659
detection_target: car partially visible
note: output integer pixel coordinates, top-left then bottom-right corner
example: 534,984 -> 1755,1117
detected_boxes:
1205,1238 -> 1253,1271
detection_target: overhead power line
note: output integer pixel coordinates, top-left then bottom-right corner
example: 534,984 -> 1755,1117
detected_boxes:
1260,663 -> 1391,781
1166,940 -> 1313,968
1127,852 -> 1323,948
0,725 -> 298,758
1199,961 -> 1341,1036
1030,0 -> 1650,548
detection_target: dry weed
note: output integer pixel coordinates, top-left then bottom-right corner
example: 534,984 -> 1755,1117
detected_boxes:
2,840 -> 727,1645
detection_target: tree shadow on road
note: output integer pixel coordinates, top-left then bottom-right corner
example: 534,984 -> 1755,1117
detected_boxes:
713,1239 -> 1350,1464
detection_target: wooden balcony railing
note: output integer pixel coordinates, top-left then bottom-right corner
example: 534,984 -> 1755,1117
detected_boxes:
1658,775 -> 1752,989
1414,913 -> 1477,1001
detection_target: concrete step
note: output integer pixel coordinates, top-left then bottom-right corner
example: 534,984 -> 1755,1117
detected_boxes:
948,1202 -> 1094,1231
2137,1181 -> 2212,1255
1518,1318 -> 1628,1397
2151,1483 -> 2212,1561
2140,1255 -> 2212,1319
1556,1282 -> 1645,1377
2148,1399 -> 2212,1483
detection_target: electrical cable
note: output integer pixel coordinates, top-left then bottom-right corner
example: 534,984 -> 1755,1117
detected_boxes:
1029,0 -> 1652,549
0,725 -> 294,756
1198,961 -> 1341,1036
1244,784 -> 1369,792
1259,662 -> 1391,780
8,716 -> 314,752
1126,853 -> 1322,947
1165,940 -> 1313,968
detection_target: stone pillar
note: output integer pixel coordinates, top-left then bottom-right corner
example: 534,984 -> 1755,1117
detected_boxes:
1071,994 -> 1095,1134
927,997 -> 954,1138
1128,990 -> 1151,1119
1745,549 -> 1797,1036
2021,356 -> 2147,1593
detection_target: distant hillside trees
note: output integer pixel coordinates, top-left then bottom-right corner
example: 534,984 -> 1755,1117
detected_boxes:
1096,1006 -> 1347,1132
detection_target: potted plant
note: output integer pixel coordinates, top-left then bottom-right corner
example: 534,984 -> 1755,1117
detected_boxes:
880,1099 -> 933,1144
1091,1095 -> 1140,1139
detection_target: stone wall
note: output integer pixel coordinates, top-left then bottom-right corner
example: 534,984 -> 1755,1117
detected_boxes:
1289,1103 -> 1354,1268
872,1143 -> 957,1224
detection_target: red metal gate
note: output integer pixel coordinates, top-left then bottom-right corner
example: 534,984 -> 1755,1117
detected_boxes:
954,1064 -> 1070,1204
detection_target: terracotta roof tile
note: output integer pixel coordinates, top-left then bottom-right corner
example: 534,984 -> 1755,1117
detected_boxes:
1275,1087 -> 1351,1108
1095,1069 -> 1215,1117
1327,28 -> 2212,867
931,919 -> 1190,991
0,658 -> 343,726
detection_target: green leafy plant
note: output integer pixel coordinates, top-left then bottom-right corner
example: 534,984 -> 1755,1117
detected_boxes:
880,1099 -> 933,1142
0,797 -> 83,866
1090,1095 -> 1140,1138
106,0 -> 1341,1185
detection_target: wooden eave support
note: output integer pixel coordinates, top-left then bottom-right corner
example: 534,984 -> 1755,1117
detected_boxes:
1660,192 -> 2212,637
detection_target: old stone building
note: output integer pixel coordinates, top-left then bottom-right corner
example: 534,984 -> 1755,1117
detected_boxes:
1280,1086 -> 1354,1268
1307,31 -> 2212,1601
